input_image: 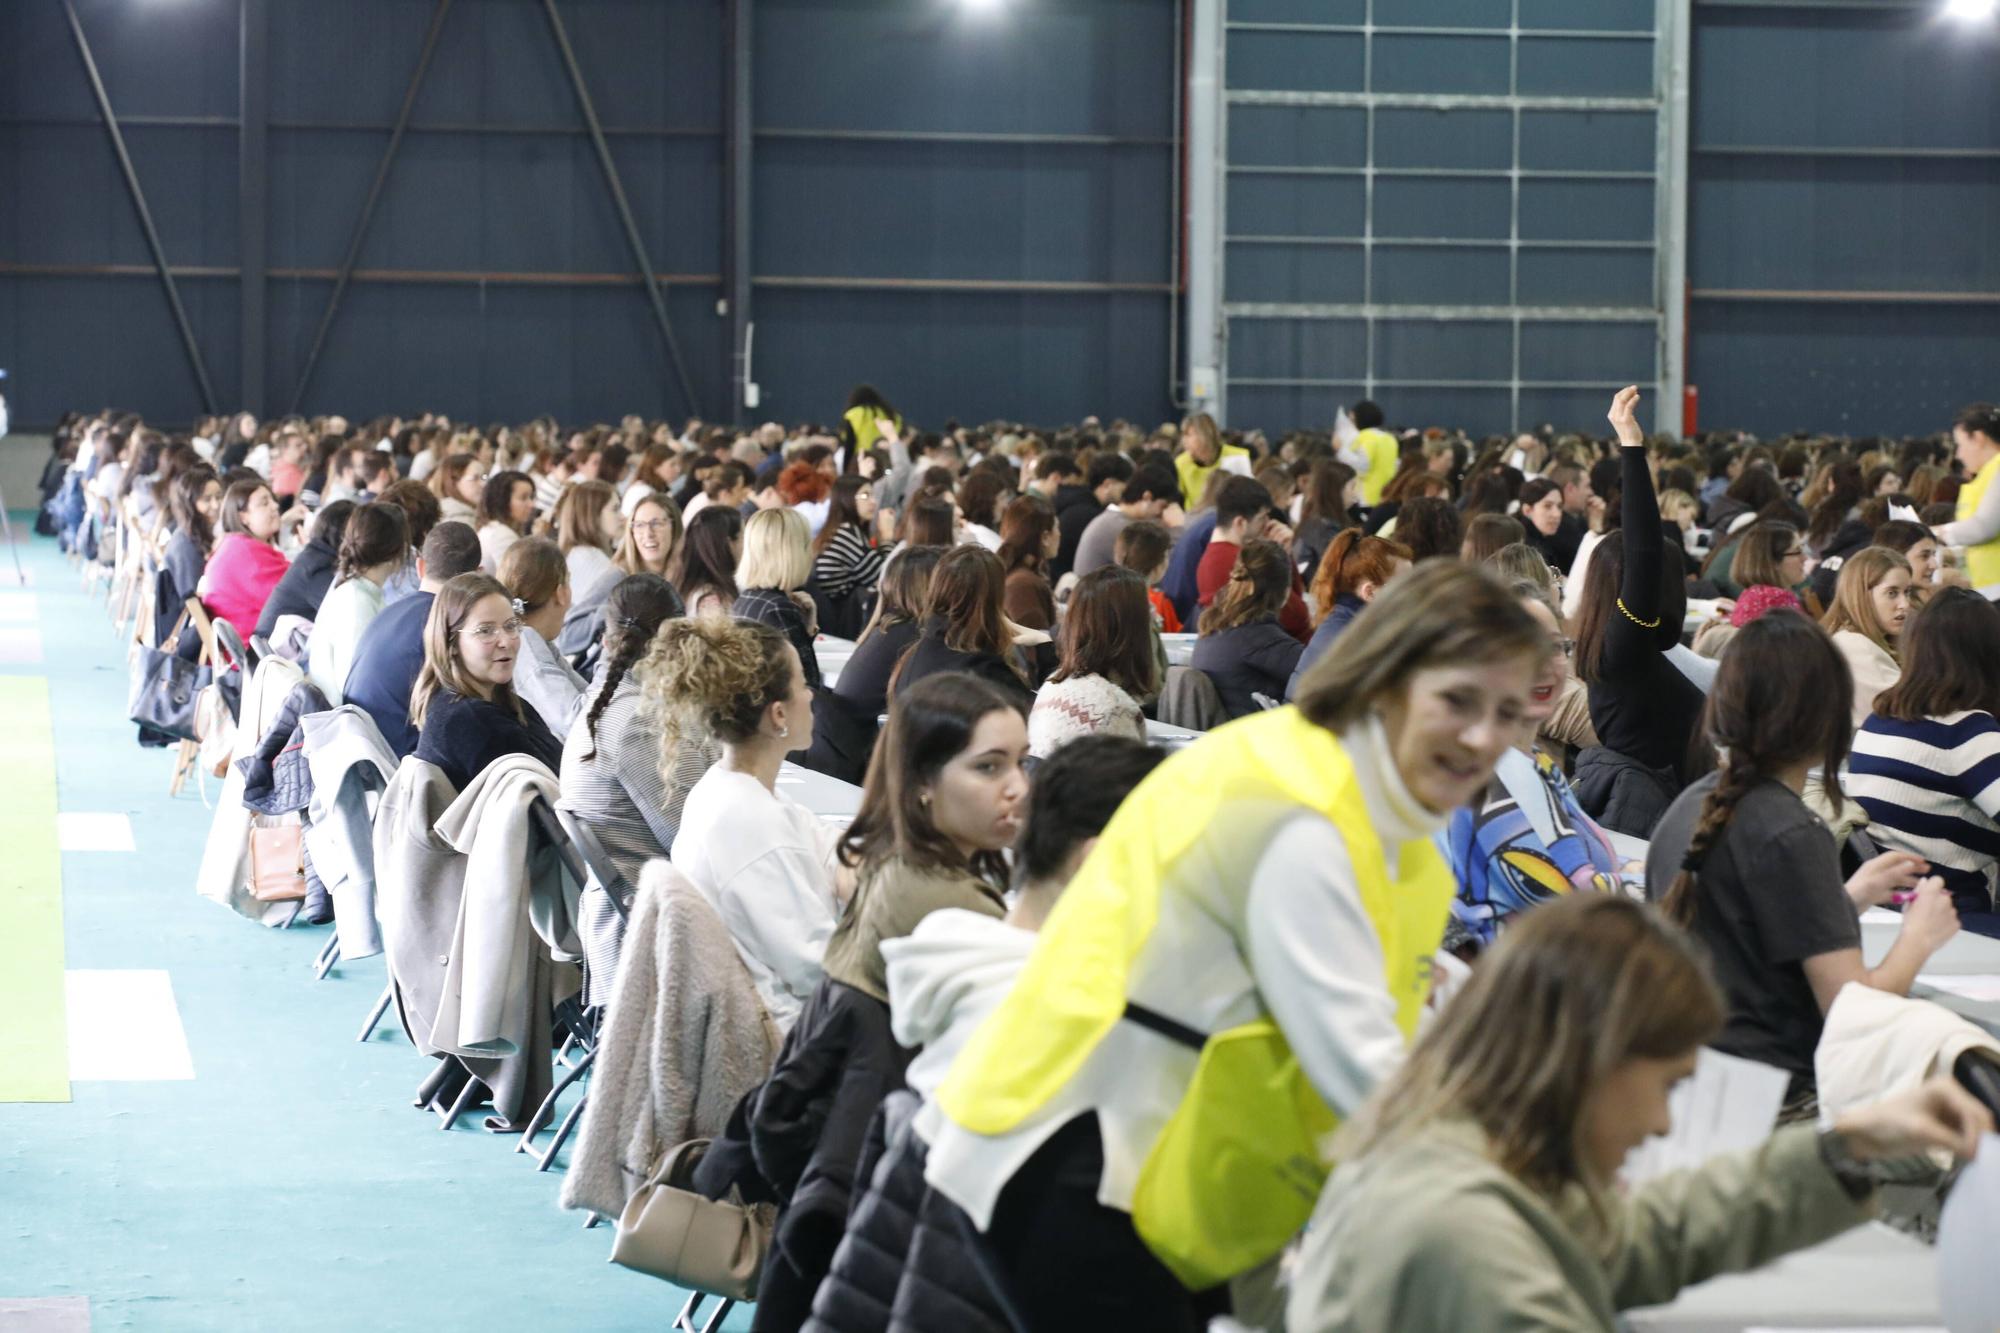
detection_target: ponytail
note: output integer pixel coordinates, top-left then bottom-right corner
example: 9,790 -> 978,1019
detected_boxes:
1658,756 -> 1759,927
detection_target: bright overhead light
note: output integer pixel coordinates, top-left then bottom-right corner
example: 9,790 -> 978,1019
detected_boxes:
1944,0 -> 1998,20
961,0 -> 1004,10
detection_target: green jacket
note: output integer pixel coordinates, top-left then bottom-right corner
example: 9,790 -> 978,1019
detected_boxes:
821,855 -> 1005,1004
1286,1120 -> 1873,1332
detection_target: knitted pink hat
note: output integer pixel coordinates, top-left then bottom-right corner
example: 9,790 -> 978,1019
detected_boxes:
1729,583 -> 1802,627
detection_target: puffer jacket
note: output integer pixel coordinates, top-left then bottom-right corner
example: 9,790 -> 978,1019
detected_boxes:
803,1091 -> 1009,1333
1572,745 -> 1679,840
692,977 -> 913,1333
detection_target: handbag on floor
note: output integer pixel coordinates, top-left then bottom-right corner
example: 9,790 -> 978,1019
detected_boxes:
128,607 -> 210,743
246,822 -> 308,903
610,1138 -> 773,1299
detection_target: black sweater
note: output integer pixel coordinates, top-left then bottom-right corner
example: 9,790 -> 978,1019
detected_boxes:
1585,448 -> 1703,782
414,689 -> 562,792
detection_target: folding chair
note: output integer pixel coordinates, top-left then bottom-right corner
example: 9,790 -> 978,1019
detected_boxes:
168,598 -> 218,798
514,798 -> 631,1171
673,1292 -> 734,1333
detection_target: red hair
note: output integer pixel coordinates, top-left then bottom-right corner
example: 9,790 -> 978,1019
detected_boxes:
1309,528 -> 1412,622
777,459 -> 831,505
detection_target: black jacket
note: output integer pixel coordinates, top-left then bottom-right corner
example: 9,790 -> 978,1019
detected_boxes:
697,978 -> 915,1333
891,622 -> 1034,715
803,1091 -> 1009,1333
1050,483 -> 1101,582
735,586 -> 824,691
1573,745 -> 1679,840
255,540 -> 339,640
1189,619 -> 1305,720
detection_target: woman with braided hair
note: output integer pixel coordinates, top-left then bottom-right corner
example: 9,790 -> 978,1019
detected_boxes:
1645,612 -> 1957,1113
557,574 -> 710,891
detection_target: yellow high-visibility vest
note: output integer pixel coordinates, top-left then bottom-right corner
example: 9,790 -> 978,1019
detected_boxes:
1957,453 -> 2000,589
935,706 -> 1454,1287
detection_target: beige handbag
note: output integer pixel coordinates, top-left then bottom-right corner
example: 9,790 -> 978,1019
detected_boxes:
609,1139 -> 774,1300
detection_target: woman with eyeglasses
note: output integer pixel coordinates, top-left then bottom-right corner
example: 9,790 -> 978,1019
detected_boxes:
411,571 -> 563,792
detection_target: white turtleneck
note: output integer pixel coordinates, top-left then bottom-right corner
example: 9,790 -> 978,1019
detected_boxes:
1241,710 -> 1453,1121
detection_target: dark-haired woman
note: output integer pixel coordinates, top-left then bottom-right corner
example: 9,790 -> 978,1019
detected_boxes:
673,504 -> 743,619
1292,459 -> 1360,586
558,574 -> 708,891
892,545 -> 1035,714
1646,612 -> 1956,1109
808,474 -> 887,637
253,499 -> 354,641
1849,588 -> 2000,921
306,502 -> 408,703
412,573 -> 564,792
161,466 -> 221,643
1571,388 -> 1703,825
1029,566 -> 1159,759
997,494 -> 1061,633
477,468 -> 537,573
717,671 -> 1029,1332
829,545 -> 944,727
1190,540 -> 1305,720
201,478 -> 291,639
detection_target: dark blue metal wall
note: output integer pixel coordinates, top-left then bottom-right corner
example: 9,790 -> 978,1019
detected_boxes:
1688,0 -> 2000,437
0,0 -> 1177,429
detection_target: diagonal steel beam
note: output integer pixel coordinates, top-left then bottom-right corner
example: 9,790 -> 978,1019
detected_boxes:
61,0 -> 217,414
541,0 -> 702,419
287,0 -> 455,415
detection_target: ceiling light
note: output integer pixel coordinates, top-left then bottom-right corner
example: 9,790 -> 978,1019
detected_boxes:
1944,0 -> 1998,21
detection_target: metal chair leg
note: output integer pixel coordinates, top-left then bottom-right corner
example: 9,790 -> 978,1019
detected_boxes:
673,1293 -> 734,1333
438,1071 -> 484,1130
356,983 -> 394,1042
514,1047 -> 595,1154
312,933 -> 341,979
535,1087 -> 590,1172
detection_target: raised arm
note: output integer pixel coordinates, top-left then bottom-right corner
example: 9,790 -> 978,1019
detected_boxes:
1610,387 -> 1662,621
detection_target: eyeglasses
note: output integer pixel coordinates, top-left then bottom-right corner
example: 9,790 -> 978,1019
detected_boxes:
632,519 -> 672,534
458,618 -> 525,645
1557,637 -> 1576,655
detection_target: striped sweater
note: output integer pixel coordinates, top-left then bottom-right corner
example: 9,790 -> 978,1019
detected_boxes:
1847,709 -> 2000,909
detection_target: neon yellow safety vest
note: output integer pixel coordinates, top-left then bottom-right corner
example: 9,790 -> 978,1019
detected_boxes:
842,405 -> 900,457
1174,443 -> 1250,509
1957,453 -> 2000,590
1354,427 -> 1400,505
935,706 -> 1455,1288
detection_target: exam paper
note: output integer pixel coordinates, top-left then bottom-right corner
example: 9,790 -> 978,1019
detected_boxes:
1621,1046 -> 1788,1186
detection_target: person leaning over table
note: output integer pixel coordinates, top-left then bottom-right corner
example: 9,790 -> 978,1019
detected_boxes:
920,558 -> 1549,1332
1286,893 -> 1991,1333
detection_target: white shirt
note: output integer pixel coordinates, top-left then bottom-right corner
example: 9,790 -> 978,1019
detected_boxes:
512,626 -> 587,741
564,545 -> 615,601
306,573 -> 386,704
670,765 -> 842,1031
478,521 -> 520,575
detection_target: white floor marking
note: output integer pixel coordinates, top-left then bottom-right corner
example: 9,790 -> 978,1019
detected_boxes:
63,971 -> 195,1081
56,813 -> 135,853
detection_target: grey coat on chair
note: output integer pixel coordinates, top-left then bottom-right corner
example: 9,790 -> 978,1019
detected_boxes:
1155,664 -> 1228,733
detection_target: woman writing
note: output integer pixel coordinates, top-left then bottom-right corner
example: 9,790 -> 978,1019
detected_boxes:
926,560 -> 1548,1329
808,474 -> 888,634
306,501 -> 409,704
1820,547 -> 1912,730
1029,566 -> 1160,759
1289,530 -> 1412,699
1287,893 -> 1990,1332
1647,612 -> 1956,1112
411,572 -> 564,792
657,618 -> 841,1031
1849,589 -> 2000,921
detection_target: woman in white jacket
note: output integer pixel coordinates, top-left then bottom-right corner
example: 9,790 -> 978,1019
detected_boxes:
306,501 -> 409,704
1819,547 -> 1911,731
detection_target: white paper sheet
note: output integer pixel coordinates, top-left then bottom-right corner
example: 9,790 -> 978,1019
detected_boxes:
1939,1133 -> 2000,1332
1620,1046 -> 1788,1186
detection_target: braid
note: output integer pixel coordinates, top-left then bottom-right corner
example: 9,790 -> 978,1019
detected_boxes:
581,626 -> 645,761
1660,758 -> 1760,926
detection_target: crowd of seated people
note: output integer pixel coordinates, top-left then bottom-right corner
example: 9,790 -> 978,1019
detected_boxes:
36,386 -> 2000,1329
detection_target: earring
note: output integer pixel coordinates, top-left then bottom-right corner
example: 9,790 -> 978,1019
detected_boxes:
776,726 -> 790,740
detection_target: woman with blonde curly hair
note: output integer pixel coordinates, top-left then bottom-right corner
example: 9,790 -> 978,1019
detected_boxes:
656,615 -> 843,1030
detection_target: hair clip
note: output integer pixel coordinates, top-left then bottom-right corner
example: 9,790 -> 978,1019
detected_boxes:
1679,853 -> 1705,874
510,597 -> 526,617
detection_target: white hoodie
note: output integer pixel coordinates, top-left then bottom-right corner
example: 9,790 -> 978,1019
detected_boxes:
882,907 -> 1037,1106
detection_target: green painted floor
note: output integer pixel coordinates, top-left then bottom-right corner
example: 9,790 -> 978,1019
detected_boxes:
0,525 -> 747,1331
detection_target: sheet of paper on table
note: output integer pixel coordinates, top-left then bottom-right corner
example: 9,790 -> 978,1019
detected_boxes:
1620,1046 -> 1787,1187
1917,974 -> 2000,1004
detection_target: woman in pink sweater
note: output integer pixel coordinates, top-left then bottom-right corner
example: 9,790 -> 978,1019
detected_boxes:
201,478 -> 290,639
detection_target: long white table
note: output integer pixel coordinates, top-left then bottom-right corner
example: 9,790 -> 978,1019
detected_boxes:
777,761 -> 864,825
1160,632 -> 1196,666
1626,1221 -> 1938,1329
815,634 -> 858,690
1144,717 -> 1203,748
